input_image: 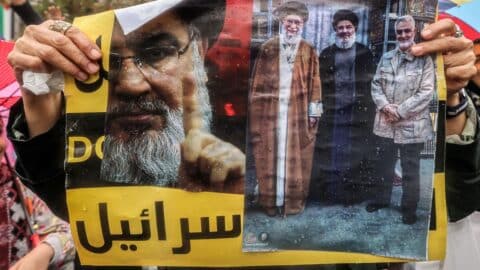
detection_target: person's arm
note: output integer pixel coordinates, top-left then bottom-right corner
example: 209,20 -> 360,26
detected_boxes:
7,98 -> 68,220
370,56 -> 390,110
411,19 -> 477,136
396,56 -> 435,119
9,243 -> 54,270
309,47 -> 322,126
9,181 -> 75,270
10,0 -> 42,25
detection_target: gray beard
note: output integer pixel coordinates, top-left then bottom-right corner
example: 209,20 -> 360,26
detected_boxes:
398,39 -> 415,51
280,29 -> 302,45
335,33 -> 356,49
100,106 -> 184,186
100,41 -> 212,186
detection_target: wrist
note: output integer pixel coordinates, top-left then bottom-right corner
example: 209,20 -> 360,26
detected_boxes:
29,242 -> 55,265
447,92 -> 461,107
446,88 -> 468,119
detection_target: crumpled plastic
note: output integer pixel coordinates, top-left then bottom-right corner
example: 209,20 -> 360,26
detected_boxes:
22,70 -> 64,95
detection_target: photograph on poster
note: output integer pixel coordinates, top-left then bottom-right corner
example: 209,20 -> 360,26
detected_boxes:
65,0 -> 251,195
244,0 -> 438,259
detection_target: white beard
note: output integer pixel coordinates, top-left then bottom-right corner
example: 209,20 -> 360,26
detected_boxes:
335,33 -> 356,49
398,39 -> 415,51
100,41 -> 212,186
280,27 -> 302,45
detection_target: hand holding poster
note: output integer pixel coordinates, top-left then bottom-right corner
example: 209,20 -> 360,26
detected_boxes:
60,0 -> 447,267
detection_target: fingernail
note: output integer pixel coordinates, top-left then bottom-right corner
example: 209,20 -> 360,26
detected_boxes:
411,45 -> 422,55
90,49 -> 101,59
87,62 -> 99,73
76,72 -> 88,81
422,29 -> 432,38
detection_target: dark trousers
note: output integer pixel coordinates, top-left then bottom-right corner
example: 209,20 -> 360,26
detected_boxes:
374,137 -> 423,216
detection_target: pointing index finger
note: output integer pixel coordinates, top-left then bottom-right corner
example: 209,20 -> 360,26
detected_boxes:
420,19 -> 456,40
182,71 -> 203,134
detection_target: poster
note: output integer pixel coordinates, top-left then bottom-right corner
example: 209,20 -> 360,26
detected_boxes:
244,0 -> 439,260
64,0 -> 447,267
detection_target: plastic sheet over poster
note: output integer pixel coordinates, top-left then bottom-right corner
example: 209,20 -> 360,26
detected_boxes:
63,0 -> 447,267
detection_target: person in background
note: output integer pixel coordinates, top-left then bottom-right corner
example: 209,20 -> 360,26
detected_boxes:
0,118 -> 75,269
4,0 -> 477,267
6,0 -> 42,25
407,37 -> 480,270
312,9 -> 376,205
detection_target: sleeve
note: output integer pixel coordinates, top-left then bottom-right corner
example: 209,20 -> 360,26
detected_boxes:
308,46 -> 323,117
310,45 -> 321,103
445,82 -> 480,221
248,44 -> 268,142
370,56 -> 390,110
11,2 -> 43,25
397,56 -> 435,118
19,181 -> 75,267
7,98 -> 69,221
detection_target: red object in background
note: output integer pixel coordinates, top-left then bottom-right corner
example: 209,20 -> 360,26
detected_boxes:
0,41 -> 21,109
206,0 -> 253,117
0,40 -> 21,166
224,103 -> 236,116
439,13 -> 480,41
0,41 -> 16,89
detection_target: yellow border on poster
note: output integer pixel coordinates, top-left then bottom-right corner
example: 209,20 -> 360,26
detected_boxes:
67,172 -> 445,267
65,3 -> 448,267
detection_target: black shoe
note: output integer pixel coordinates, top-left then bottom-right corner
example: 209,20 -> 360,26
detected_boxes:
365,203 -> 388,212
402,214 -> 417,225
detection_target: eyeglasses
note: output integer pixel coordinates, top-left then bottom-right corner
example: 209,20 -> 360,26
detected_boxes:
108,31 -> 195,80
284,19 -> 304,26
396,28 -> 413,35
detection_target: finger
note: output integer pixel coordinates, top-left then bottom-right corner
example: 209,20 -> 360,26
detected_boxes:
64,24 -> 102,60
182,72 -> 203,133
182,129 -> 217,164
43,20 -> 102,60
28,22 -> 100,74
16,36 -> 89,81
444,48 -> 476,69
411,36 -> 472,56
209,153 -> 231,184
445,64 -> 478,83
8,51 -> 51,74
420,19 -> 456,40
198,142 -> 230,177
211,150 -> 245,184
447,79 -> 469,94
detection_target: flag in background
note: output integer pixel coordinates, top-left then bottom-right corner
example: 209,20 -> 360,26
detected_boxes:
439,0 -> 480,41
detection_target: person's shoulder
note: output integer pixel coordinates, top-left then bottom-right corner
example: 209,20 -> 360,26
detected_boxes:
382,49 -> 396,59
262,37 -> 279,47
320,44 -> 335,57
355,42 -> 368,49
355,42 -> 374,57
300,38 -> 315,48
259,37 -> 279,54
355,42 -> 372,52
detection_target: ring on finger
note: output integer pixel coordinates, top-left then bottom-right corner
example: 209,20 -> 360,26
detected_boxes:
48,20 -> 73,35
454,24 -> 464,38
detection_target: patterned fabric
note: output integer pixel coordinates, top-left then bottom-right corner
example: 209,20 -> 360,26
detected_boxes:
0,163 -> 75,268
0,163 -> 29,268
